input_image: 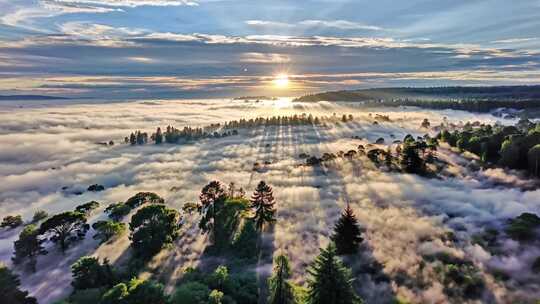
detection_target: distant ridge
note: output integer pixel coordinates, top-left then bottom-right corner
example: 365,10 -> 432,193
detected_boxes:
293,85 -> 540,102
0,95 -> 68,100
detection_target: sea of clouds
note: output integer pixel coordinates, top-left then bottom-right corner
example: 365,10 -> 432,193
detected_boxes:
0,98 -> 539,303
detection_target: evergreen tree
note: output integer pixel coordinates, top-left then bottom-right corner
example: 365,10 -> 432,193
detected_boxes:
155,127 -> 163,144
250,181 -> 276,231
12,225 -> 47,272
71,256 -> 115,290
331,205 -> 363,255
307,243 -> 362,304
129,204 -> 180,258
268,254 -> 295,304
198,181 -> 227,242
0,264 -> 37,304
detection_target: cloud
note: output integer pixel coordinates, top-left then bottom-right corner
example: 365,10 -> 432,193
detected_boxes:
1,99 -> 539,303
245,19 -> 384,31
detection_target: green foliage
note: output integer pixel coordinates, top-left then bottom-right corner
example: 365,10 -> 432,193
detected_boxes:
209,289 -> 224,304
198,181 -> 227,242
232,219 -> 259,260
1,215 -> 23,229
31,210 -> 48,223
440,121 -> 540,176
171,281 -> 210,304
528,144 -> 540,176
125,192 -> 165,208
177,266 -> 259,304
268,254 -> 296,304
436,262 -> 484,299
399,137 -> 426,175
71,256 -> 115,290
75,201 -> 100,215
92,220 -> 126,243
101,283 -> 128,304
68,288 -> 105,304
105,202 -> 131,221
506,212 -> 540,241
0,264 -> 37,304
124,278 -> 168,304
307,243 -> 362,304
129,204 -> 180,258
331,205 -> 363,255
38,211 -> 89,253
101,279 -> 167,304
12,224 -> 47,272
250,181 -> 276,231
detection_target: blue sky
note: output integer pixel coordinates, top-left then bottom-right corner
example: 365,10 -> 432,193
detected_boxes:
1,0 -> 540,98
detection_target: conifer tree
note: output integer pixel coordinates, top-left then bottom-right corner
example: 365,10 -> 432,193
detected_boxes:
307,243 -> 362,304
268,254 -> 295,304
250,181 -> 276,231
331,205 -> 363,255
12,225 -> 47,272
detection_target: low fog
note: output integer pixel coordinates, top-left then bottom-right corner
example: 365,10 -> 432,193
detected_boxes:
0,98 -> 538,303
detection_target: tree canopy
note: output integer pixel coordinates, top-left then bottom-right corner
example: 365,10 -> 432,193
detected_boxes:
38,211 -> 89,253
307,243 -> 362,304
129,204 -> 180,258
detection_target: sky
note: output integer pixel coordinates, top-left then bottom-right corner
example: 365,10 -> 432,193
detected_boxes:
0,0 -> 540,98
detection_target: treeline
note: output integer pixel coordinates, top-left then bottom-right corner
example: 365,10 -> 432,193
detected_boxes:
437,118 -> 540,176
293,86 -> 540,113
124,113 -> 356,146
303,133 -> 440,177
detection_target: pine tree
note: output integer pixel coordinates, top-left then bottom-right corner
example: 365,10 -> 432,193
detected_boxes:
155,127 -> 163,144
12,225 -> 47,272
331,205 -> 363,255
250,181 -> 276,231
268,254 -> 295,304
307,243 -> 362,304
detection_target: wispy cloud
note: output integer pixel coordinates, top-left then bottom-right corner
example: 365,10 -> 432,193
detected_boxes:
245,19 -> 384,31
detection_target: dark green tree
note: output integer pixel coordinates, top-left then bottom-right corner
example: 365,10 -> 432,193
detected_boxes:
31,210 -> 48,223
71,256 -> 115,290
0,264 -> 37,304
155,127 -> 163,144
105,202 -> 131,221
198,181 -> 227,242
124,279 -> 168,304
75,201 -> 100,215
331,205 -> 363,255
268,254 -> 295,304
38,211 -> 89,253
1,215 -> 23,229
307,243 -> 362,304
125,192 -> 165,208
250,181 -> 276,231
92,220 -> 126,243
12,224 -> 47,272
129,204 -> 180,258
171,281 -> 210,304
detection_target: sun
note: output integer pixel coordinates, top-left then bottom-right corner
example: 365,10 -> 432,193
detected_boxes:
273,73 -> 290,88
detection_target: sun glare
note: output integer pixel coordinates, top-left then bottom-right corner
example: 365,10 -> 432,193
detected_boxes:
273,73 -> 290,88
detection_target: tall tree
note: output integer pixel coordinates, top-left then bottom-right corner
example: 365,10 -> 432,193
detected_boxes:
268,254 -> 295,304
198,181 -> 227,242
0,264 -> 37,304
129,204 -> 180,258
155,127 -> 163,145
250,181 -> 276,231
307,243 -> 362,304
12,225 -> 47,272
71,256 -> 115,290
331,205 -> 363,255
38,211 -> 89,253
